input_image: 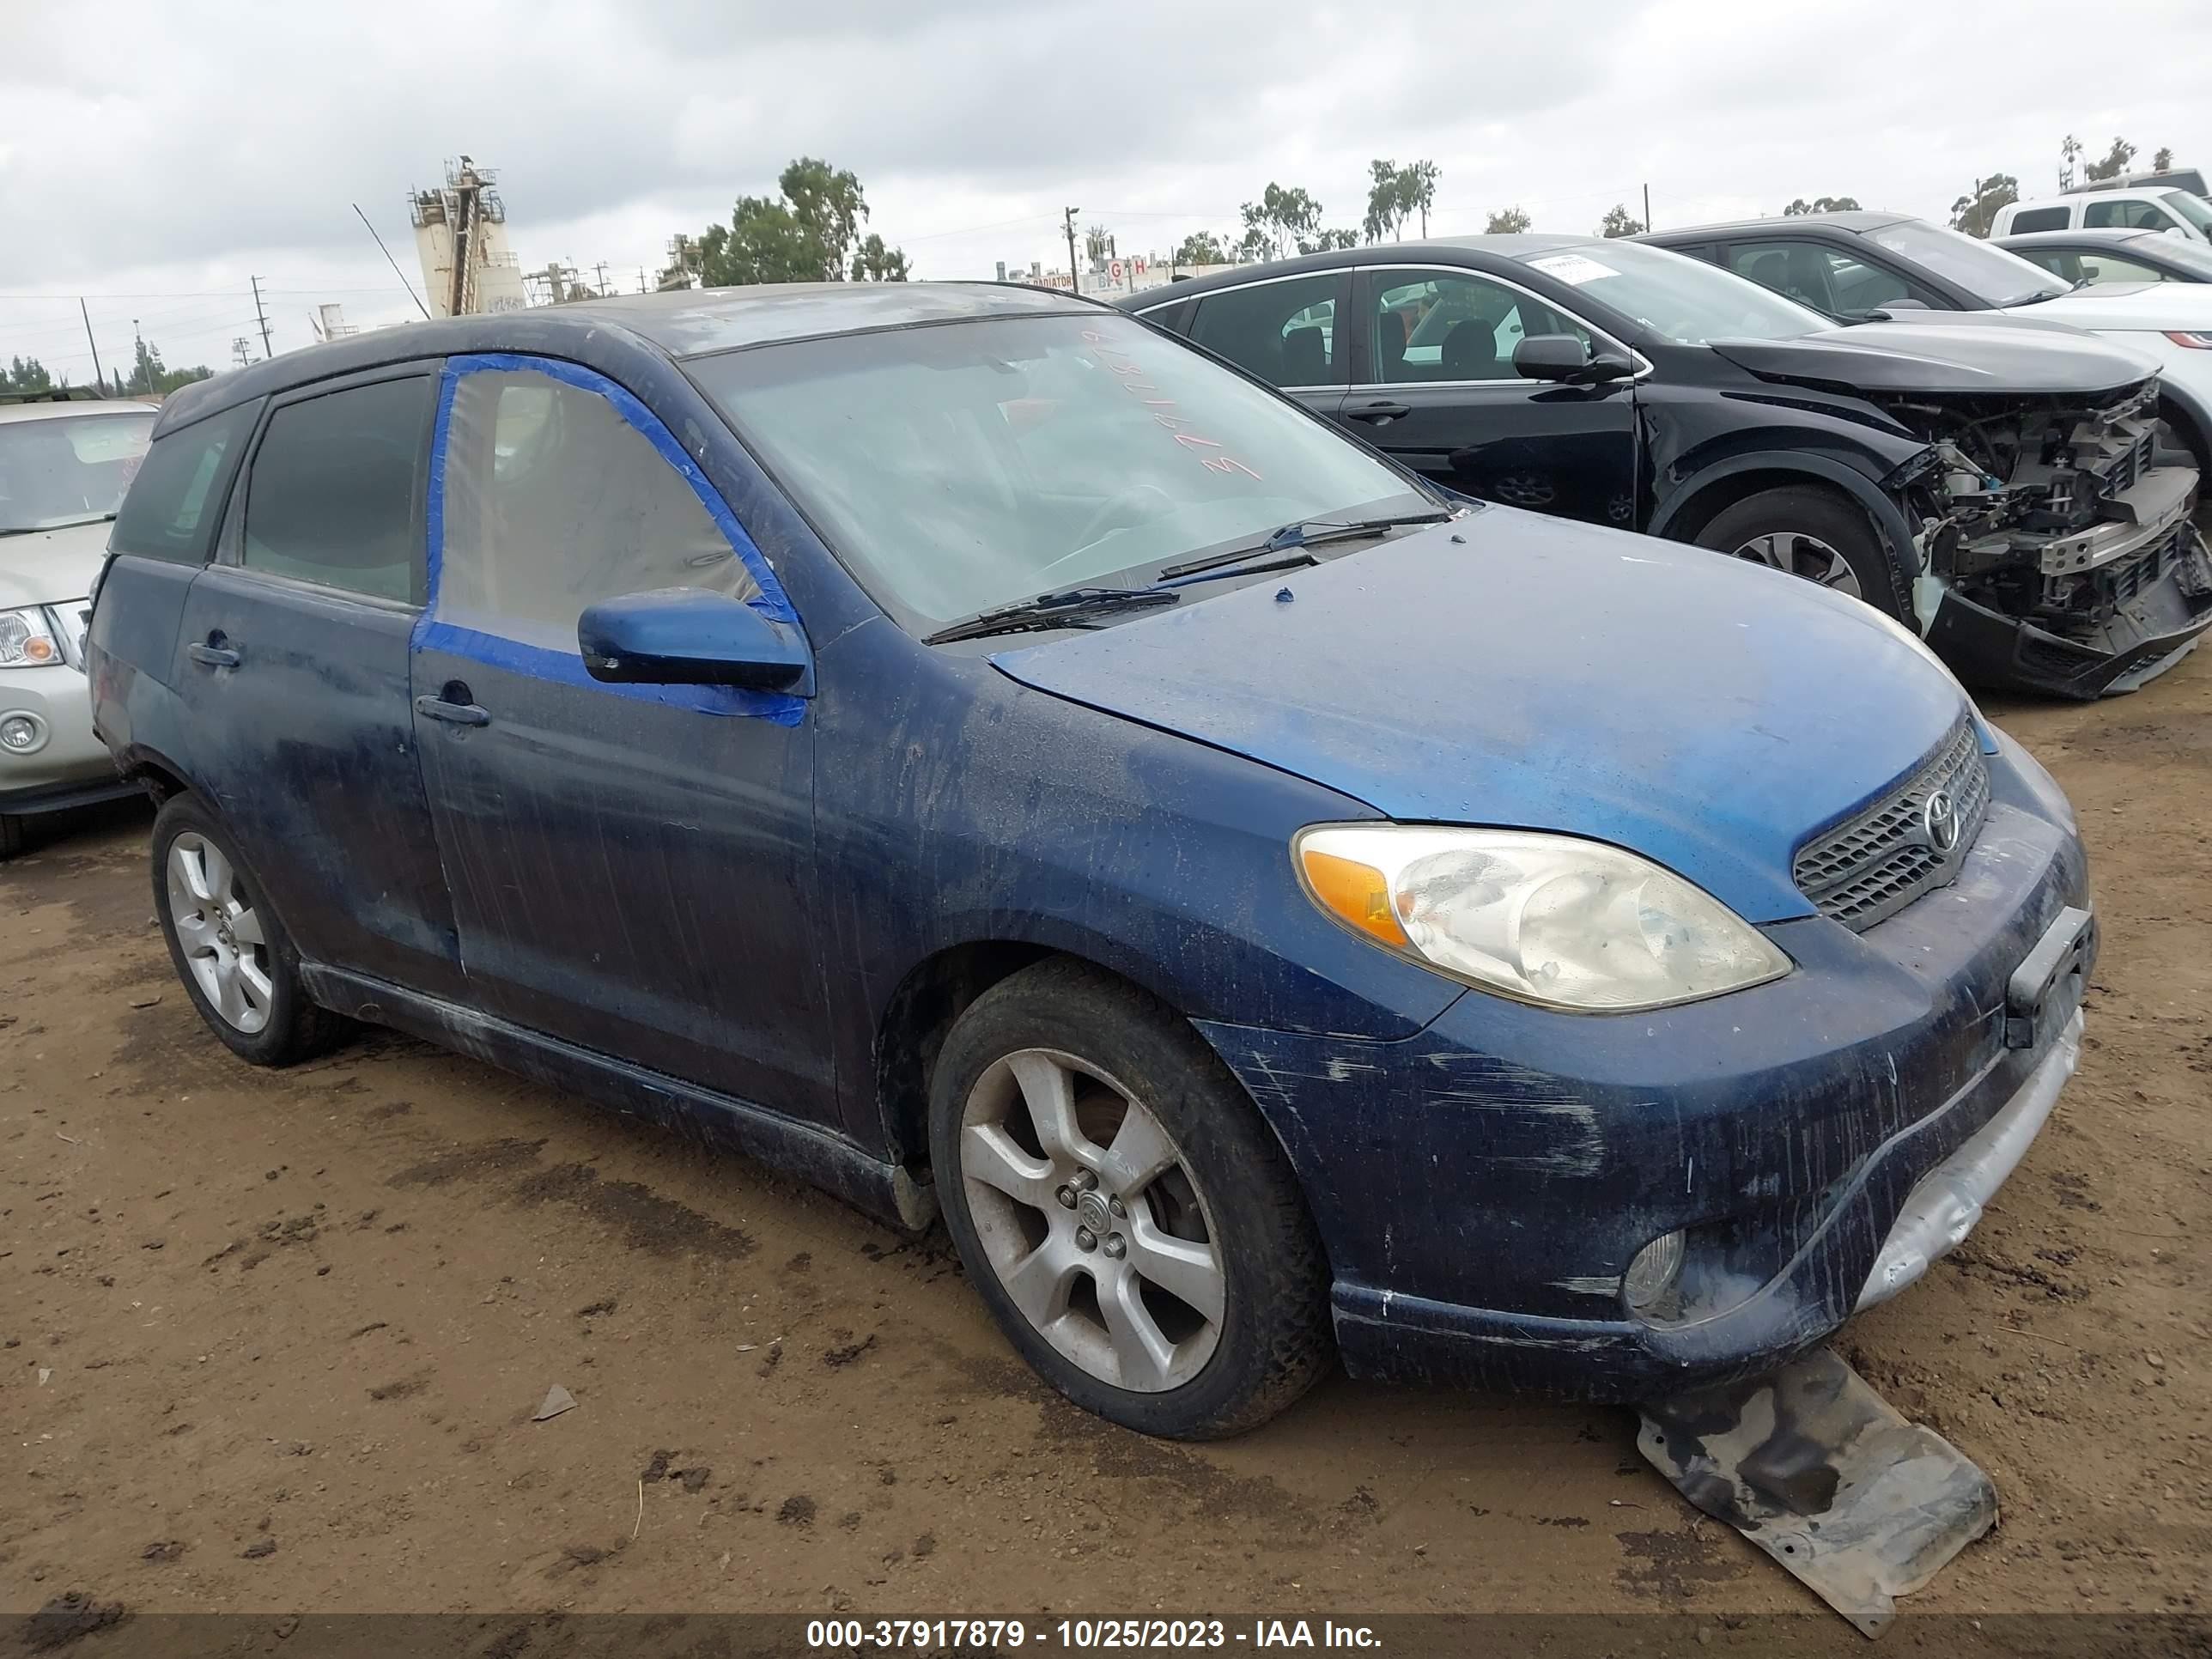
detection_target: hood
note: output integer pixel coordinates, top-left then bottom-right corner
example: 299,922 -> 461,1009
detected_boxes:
2013,281 -> 2212,331
1709,319 -> 2159,397
991,510 -> 1968,925
0,519 -> 110,608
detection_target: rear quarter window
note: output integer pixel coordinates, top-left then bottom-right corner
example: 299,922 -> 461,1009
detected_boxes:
109,403 -> 259,565
2006,207 -> 2070,233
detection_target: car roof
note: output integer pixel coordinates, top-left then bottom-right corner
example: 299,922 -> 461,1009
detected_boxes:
156,282 -> 1107,431
0,398 -> 158,427
1116,234 -> 1616,306
1639,210 -> 1916,241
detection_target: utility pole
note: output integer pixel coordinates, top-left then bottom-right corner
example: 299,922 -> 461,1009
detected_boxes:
593,261 -> 610,296
250,276 -> 272,358
1643,182 -> 1652,233
1064,206 -> 1081,295
78,298 -> 105,389
131,318 -> 145,396
232,337 -> 252,370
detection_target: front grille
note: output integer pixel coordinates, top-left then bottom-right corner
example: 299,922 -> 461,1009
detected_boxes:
1793,720 -> 1990,931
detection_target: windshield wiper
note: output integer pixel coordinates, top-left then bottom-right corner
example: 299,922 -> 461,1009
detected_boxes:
922,585 -> 1181,645
1157,509 -> 1453,582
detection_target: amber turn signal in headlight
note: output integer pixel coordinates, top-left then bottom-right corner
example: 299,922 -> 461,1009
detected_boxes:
1294,823 -> 1791,1012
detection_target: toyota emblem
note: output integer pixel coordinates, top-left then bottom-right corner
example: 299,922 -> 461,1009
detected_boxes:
1923,788 -> 1960,854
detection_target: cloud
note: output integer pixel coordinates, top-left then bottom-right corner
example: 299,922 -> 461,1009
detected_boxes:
3,0 -> 2207,377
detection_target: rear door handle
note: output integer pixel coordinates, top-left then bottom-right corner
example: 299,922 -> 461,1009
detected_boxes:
415,695 -> 490,727
1347,400 -> 1410,425
186,642 -> 241,668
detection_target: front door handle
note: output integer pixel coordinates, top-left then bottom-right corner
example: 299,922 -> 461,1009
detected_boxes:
414,694 -> 490,727
1346,400 -> 1410,425
186,642 -> 241,669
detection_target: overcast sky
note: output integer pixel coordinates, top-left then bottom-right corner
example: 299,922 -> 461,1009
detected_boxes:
3,0 -> 2207,380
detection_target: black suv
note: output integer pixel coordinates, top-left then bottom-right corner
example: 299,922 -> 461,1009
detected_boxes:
1120,235 -> 2212,697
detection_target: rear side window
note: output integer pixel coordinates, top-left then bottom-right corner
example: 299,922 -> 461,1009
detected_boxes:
107,404 -> 255,564
1188,275 -> 1343,387
2007,207 -> 2069,233
433,368 -> 759,652
242,378 -> 432,604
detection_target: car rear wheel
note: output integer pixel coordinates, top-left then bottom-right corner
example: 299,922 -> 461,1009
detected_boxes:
150,793 -> 345,1066
1693,486 -> 1905,619
927,959 -> 1331,1439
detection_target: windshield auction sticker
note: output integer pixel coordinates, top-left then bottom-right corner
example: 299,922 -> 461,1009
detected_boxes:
1525,253 -> 1619,286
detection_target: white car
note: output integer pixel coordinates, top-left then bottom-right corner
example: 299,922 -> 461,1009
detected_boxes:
1644,213 -> 2212,472
1,396 -> 157,854
1994,186 -> 2212,245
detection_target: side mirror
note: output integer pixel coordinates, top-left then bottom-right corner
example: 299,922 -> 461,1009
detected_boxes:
1513,334 -> 1634,385
578,587 -> 809,691
1866,298 -> 1931,316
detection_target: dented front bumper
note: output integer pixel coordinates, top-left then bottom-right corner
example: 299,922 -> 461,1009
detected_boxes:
1191,737 -> 2093,1401
1927,516 -> 2212,698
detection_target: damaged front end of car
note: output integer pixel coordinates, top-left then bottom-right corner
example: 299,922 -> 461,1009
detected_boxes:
1881,376 -> 2212,696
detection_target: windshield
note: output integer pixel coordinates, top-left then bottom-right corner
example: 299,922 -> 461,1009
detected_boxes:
2159,190 -> 2212,236
1862,220 -> 2069,307
0,411 -> 155,534
691,313 -> 1430,630
2143,233 -> 2212,277
1510,239 -> 1829,344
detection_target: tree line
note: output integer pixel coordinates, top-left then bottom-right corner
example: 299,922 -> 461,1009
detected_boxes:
3,342 -> 211,398
664,158 -> 913,288
1947,136 -> 2180,238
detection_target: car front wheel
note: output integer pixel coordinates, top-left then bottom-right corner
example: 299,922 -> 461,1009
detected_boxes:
928,960 -> 1331,1439
1692,485 -> 1905,619
149,793 -> 344,1066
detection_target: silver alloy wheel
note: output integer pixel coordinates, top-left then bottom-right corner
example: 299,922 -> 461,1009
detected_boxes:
1732,531 -> 1863,599
166,832 -> 273,1035
959,1048 -> 1225,1393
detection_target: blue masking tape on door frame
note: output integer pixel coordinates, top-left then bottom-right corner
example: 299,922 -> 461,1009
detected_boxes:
416,351 -> 805,726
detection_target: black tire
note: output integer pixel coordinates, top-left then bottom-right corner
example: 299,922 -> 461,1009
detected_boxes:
0,813 -> 22,860
928,959 -> 1331,1439
149,793 -> 345,1066
1692,485 -> 1906,620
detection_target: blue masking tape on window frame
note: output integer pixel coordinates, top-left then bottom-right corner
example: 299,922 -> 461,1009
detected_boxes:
416,351 -> 805,724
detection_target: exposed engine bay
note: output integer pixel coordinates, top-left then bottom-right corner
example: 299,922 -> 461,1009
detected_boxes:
1883,376 -> 2212,695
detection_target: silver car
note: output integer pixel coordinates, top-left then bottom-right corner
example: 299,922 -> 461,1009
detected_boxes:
1,396 -> 156,854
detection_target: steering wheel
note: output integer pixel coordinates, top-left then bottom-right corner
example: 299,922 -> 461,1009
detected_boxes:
1069,482 -> 1178,555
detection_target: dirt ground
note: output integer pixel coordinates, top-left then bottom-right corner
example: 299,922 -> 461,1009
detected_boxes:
3,659 -> 2207,1628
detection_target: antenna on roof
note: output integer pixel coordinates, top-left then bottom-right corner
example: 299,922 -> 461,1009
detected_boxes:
353,204 -> 433,321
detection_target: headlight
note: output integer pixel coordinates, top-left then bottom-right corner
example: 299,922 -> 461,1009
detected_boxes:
0,606 -> 63,669
1294,824 -> 1791,1012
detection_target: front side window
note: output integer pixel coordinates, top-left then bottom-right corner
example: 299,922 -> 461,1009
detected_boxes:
1188,275 -> 1342,387
1509,239 -> 1829,344
1369,270 -> 1591,384
2084,198 -> 2170,233
242,378 -> 431,603
690,313 -> 1429,631
434,368 -> 760,652
2077,252 -> 2169,285
1,411 -> 154,535
1726,240 -> 1938,316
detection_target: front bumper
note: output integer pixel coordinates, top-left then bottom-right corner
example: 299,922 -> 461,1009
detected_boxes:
1,660 -> 135,817
1193,739 -> 2093,1400
1927,516 -> 2212,700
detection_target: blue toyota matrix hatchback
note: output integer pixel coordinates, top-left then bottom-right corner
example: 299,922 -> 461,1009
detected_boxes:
87,285 -> 2095,1437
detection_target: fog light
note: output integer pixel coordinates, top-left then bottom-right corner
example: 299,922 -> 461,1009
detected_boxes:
1623,1229 -> 1686,1316
0,714 -> 41,754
